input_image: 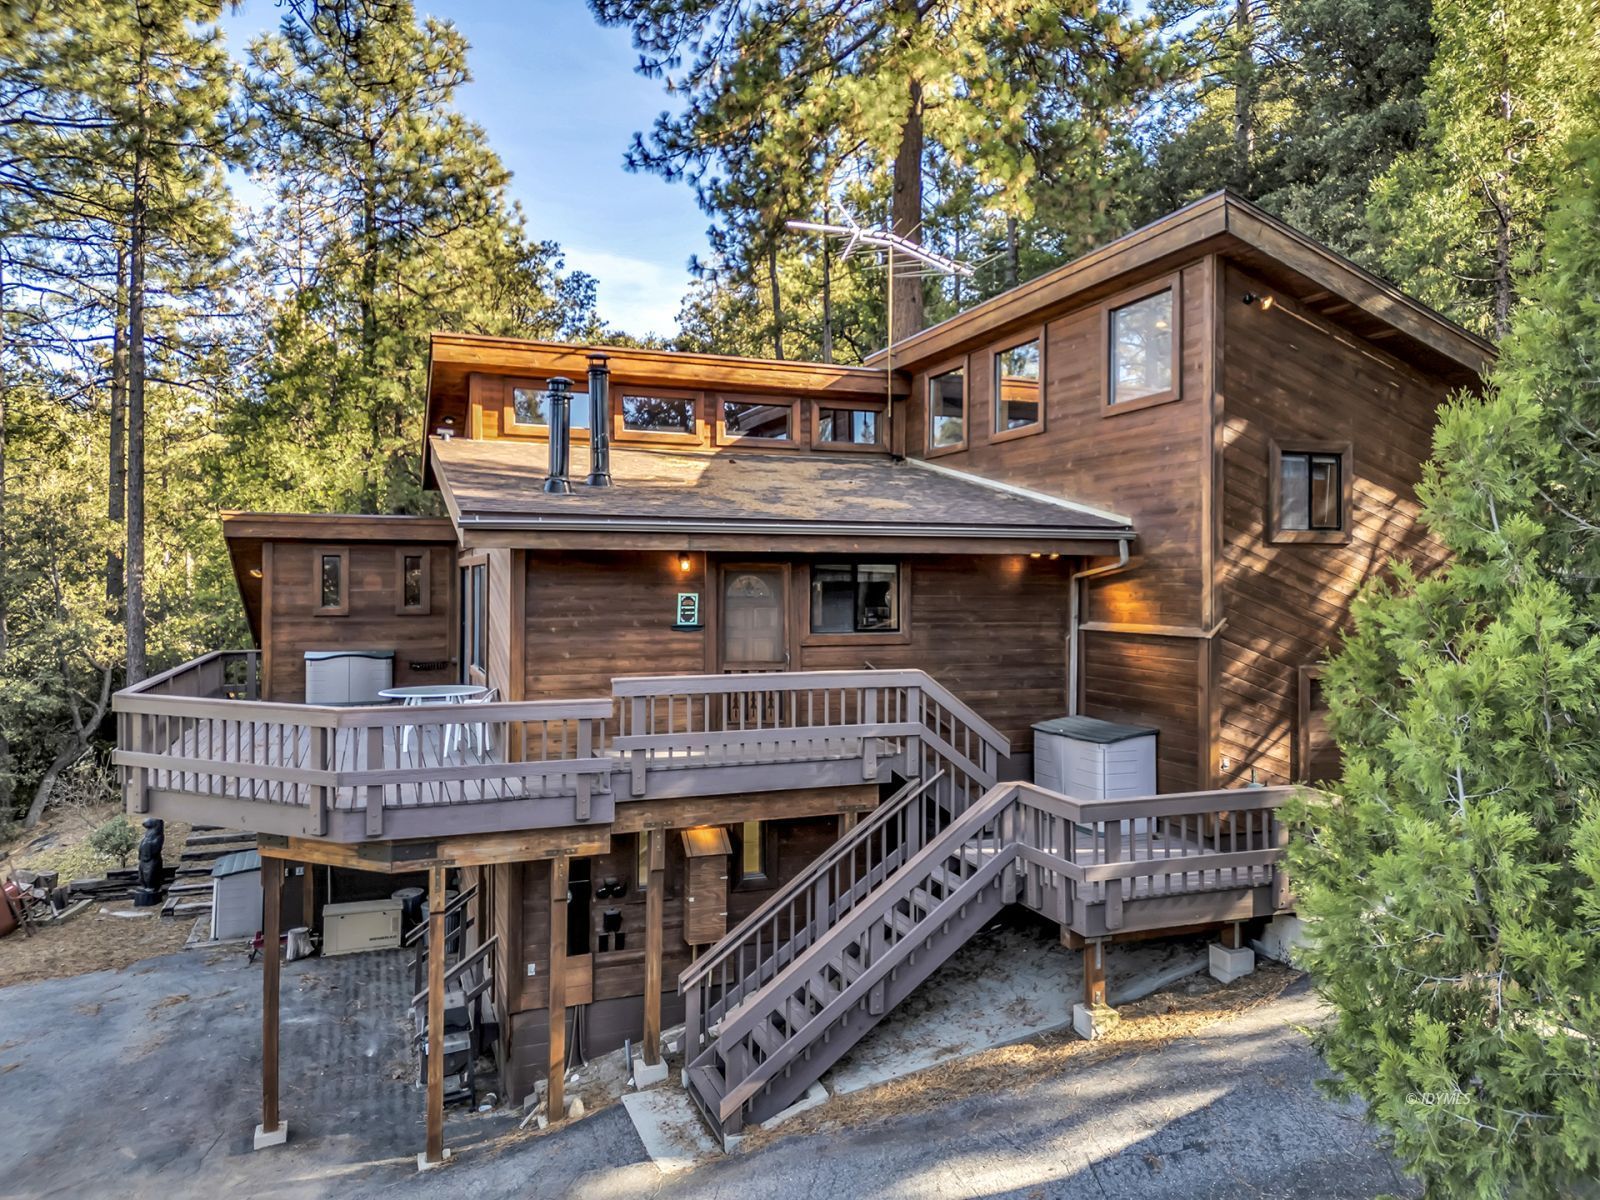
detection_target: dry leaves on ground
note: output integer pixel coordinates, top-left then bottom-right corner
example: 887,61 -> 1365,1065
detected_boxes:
735,962 -> 1301,1152
0,906 -> 197,989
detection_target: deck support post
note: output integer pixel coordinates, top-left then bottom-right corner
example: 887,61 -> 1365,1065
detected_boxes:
422,863 -> 448,1169
1210,921 -> 1256,985
1072,939 -> 1119,1041
638,828 -> 668,1082
255,856 -> 286,1150
547,855 -> 569,1121
300,863 -> 315,933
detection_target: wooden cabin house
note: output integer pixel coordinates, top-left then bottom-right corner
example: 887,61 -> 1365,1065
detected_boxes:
114,193 -> 1492,1161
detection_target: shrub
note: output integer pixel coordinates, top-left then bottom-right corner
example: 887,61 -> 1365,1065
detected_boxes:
87,816 -> 140,869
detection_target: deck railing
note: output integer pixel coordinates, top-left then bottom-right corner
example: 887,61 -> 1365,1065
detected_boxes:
114,657 -> 1015,843
115,651 -> 614,839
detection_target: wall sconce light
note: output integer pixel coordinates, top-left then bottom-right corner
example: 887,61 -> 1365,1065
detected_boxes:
1029,552 -> 1041,559
1241,292 -> 1275,311
677,552 -> 693,572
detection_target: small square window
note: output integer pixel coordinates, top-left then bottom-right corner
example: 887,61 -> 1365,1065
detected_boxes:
810,563 -> 899,634
928,367 -> 965,450
622,394 -> 697,435
994,339 -> 1041,432
722,399 -> 792,440
510,384 -> 591,430
1108,289 -> 1174,407
816,407 -> 879,446
1270,443 -> 1352,543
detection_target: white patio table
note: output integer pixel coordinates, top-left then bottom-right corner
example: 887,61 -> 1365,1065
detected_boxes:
379,684 -> 489,756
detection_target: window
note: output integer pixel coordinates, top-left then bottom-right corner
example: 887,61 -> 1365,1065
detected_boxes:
1269,441 -> 1352,543
737,820 -> 768,886
1106,285 -> 1177,410
508,383 -> 591,431
313,547 -> 348,615
396,549 -> 430,615
928,366 -> 965,450
720,398 -> 793,441
621,394 -> 697,436
816,406 -> 880,447
994,338 -> 1042,433
810,563 -> 899,634
460,561 -> 487,676
1296,665 -> 1343,783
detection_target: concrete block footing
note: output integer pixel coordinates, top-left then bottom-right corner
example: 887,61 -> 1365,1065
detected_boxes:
632,1051 -> 670,1089
416,1148 -> 452,1172
1210,942 -> 1256,984
1072,1002 -> 1120,1041
253,1122 -> 287,1151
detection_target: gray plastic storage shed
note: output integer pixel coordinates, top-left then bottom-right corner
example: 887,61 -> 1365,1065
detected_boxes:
211,849 -> 263,941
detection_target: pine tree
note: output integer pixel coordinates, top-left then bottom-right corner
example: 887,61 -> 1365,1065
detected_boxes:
591,0 -> 1164,345
1291,139 -> 1600,1198
1371,0 -> 1600,339
238,0 -> 599,515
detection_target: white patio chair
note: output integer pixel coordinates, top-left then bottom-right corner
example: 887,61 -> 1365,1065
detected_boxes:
465,688 -> 499,757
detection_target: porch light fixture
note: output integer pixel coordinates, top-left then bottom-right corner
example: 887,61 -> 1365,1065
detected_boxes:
1242,292 -> 1275,311
677,553 -> 693,572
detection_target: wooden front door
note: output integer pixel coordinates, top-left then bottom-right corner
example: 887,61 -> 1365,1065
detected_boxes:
719,566 -> 789,672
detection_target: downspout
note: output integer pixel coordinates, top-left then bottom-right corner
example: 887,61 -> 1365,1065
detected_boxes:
1067,539 -> 1132,717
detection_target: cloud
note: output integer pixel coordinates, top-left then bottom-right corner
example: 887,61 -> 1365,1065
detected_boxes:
564,246 -> 692,340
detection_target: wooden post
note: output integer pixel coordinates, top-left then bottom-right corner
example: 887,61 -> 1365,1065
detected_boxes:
547,855 -> 569,1121
259,855 -> 283,1146
1222,920 -> 1243,950
642,829 -> 666,1066
300,863 -> 315,933
1083,940 -> 1108,1009
424,863 -> 447,1166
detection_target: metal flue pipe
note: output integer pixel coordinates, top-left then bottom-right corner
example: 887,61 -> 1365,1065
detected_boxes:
586,352 -> 613,488
543,376 -> 574,495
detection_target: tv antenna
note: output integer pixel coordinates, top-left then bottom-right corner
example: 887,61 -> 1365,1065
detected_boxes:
786,209 -> 974,435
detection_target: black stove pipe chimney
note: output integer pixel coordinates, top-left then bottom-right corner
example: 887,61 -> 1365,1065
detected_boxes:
542,376 -> 574,495
586,352 -> 613,488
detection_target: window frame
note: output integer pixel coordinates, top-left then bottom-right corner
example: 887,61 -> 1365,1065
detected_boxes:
800,561 -> 911,648
459,556 -> 489,684
712,392 -> 801,448
1100,273 -> 1182,417
924,357 -> 969,457
809,399 -> 887,453
499,376 -> 593,442
989,329 -> 1046,444
394,548 -> 432,616
1268,439 -> 1353,545
732,819 -> 773,891
1295,663 -> 1342,784
611,387 -> 707,447
312,546 -> 349,616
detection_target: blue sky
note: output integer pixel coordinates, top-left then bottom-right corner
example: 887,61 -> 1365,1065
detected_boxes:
221,1 -> 709,338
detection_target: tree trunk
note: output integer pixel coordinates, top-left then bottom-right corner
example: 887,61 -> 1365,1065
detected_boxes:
0,254 -> 11,817
108,242 -> 128,603
24,667 -> 114,828
1231,0 -> 1256,193
126,157 -> 148,685
1005,216 -> 1020,290
1491,85 -> 1515,340
767,240 -> 785,360
890,77 -> 925,346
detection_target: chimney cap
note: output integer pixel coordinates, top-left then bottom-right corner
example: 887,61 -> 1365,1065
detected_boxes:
586,350 -> 610,368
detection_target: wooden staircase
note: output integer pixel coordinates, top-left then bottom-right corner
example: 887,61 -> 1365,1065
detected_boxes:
681,763 -> 1302,1141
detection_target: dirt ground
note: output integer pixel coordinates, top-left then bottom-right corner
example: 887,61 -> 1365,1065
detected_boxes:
0,902 -> 199,987
1,799 -> 199,986
736,960 -> 1303,1152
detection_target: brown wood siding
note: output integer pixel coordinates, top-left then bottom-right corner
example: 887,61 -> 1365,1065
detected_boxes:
903,258 -> 1212,631
1216,263 -> 1452,785
262,541 -> 455,701
523,551 -> 1073,750
1081,633 -> 1202,792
